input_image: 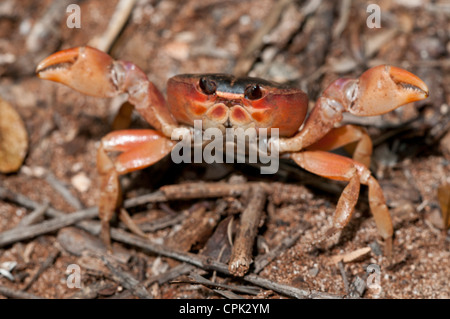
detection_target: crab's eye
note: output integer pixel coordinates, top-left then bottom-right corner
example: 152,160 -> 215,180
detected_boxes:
245,85 -> 263,100
199,77 -> 217,95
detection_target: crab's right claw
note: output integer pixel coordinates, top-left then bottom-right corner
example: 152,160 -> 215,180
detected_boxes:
342,65 -> 429,116
36,46 -> 118,98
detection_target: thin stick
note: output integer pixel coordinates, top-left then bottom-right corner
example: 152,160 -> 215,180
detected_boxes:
69,281 -> 116,299
144,263 -> 196,287
0,186 -> 65,218
181,272 -> 261,296
233,0 -> 293,76
139,213 -> 186,232
228,185 -> 266,276
0,181 -> 303,217
97,253 -> 152,299
45,173 -> 84,210
160,182 -> 249,200
338,261 -> 350,294
17,202 -> 48,227
165,206 -> 220,252
332,0 -> 352,39
213,289 -> 244,299
25,0 -> 73,53
22,249 -> 60,291
0,207 -> 98,247
0,286 -> 43,299
88,0 -> 137,52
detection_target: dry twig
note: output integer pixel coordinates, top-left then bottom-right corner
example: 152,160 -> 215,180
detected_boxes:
233,0 -> 293,76
144,263 -> 196,287
97,253 -> 152,299
45,173 -> 84,210
0,207 -> 98,247
139,213 -> 187,232
229,185 -> 266,276
165,206 -> 220,252
17,202 -> 48,227
88,0 -> 137,52
337,261 -> 350,294
332,0 -> 352,39
177,272 -> 261,296
22,249 -> 60,291
0,286 -> 44,299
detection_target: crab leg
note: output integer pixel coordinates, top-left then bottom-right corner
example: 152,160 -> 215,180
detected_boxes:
97,129 -> 174,246
307,125 -> 373,167
36,46 -> 178,137
291,150 -> 393,257
278,65 -> 429,153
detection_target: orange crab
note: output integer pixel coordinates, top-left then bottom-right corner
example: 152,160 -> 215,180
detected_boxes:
36,46 -> 429,257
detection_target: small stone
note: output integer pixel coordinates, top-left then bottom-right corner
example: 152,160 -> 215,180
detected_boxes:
369,241 -> 383,256
71,172 -> 91,193
425,209 -> 445,230
349,276 -> 366,298
164,41 -> 189,61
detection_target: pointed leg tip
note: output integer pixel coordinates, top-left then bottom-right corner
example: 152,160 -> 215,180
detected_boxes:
100,220 -> 112,251
384,236 -> 393,261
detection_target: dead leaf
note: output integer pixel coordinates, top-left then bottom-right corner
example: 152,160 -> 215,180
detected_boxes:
0,97 -> 28,173
437,183 -> 450,230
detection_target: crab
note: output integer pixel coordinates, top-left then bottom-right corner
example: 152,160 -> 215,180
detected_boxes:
36,46 -> 429,257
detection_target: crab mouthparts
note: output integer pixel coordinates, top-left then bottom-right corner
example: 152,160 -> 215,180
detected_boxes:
204,103 -> 254,129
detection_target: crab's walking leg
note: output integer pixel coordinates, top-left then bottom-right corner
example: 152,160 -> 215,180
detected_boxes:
291,150 -> 393,257
277,65 -> 429,153
307,125 -> 373,167
97,129 -> 174,246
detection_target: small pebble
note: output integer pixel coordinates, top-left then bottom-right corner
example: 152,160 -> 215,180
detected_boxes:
308,266 -> 319,277
369,241 -> 383,256
71,172 -> 91,193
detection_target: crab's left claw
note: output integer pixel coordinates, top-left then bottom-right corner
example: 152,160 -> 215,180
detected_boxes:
337,65 -> 429,116
36,46 -> 118,98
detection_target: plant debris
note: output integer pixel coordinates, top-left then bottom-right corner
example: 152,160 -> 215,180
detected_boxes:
0,97 -> 28,173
